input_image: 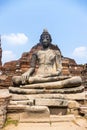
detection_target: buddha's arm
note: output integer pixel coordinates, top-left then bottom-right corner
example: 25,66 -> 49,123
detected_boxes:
55,50 -> 62,75
22,67 -> 35,80
22,53 -> 37,82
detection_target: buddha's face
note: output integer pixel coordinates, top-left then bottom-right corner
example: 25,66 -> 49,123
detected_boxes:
41,34 -> 51,48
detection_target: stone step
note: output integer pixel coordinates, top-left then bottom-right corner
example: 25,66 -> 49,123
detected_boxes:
7,112 -> 76,123
7,104 -> 49,113
9,100 -> 34,105
9,98 -> 68,107
20,114 -> 76,123
10,92 -> 86,101
79,106 -> 87,116
80,106 -> 87,112
50,114 -> 75,122
35,98 -> 68,107
7,103 -> 68,116
20,106 -> 50,123
7,104 -> 26,112
7,105 -> 50,123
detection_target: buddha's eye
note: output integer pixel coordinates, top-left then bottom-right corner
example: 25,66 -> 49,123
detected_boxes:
46,35 -> 49,40
42,36 -> 45,40
43,35 -> 49,39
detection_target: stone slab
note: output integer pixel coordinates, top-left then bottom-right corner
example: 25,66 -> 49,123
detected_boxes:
25,92 -> 86,100
10,94 -> 29,101
80,106 -> 87,114
7,104 -> 26,112
9,100 -> 34,105
35,98 -> 68,106
9,92 -> 85,101
20,106 -> 50,123
50,114 -> 76,122
20,117 -> 50,123
7,104 -> 50,113
19,114 -> 76,123
0,89 -> 11,99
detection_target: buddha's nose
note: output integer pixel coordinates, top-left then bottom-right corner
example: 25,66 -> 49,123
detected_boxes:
43,38 -> 47,42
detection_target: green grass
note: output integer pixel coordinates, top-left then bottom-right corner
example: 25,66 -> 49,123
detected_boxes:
4,117 -> 19,127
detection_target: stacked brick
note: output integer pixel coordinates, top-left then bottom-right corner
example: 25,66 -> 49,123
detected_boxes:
62,57 -> 70,76
0,90 -> 11,128
62,57 -> 83,76
81,64 -> 87,89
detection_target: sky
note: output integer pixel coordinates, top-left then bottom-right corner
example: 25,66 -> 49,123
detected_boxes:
0,0 -> 87,65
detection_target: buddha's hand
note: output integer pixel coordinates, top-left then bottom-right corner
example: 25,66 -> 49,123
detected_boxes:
57,70 -> 61,76
21,68 -> 35,84
21,72 -> 30,84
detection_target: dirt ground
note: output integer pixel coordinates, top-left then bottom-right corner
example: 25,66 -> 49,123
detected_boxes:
2,118 -> 87,130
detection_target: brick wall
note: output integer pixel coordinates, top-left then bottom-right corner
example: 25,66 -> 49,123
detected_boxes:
0,89 -> 11,128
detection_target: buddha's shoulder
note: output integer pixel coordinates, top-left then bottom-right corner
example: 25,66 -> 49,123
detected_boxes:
33,48 -> 61,56
49,49 -> 61,56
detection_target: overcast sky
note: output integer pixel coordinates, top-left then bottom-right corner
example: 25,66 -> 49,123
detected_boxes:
0,0 -> 87,65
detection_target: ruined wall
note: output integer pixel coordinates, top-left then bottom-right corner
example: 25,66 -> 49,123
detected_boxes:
0,90 -> 11,128
81,64 -> 87,89
62,57 -> 83,76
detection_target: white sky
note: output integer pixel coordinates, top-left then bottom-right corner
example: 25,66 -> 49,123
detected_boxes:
0,0 -> 87,64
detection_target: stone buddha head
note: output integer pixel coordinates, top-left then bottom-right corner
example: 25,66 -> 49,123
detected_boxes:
40,29 -> 52,49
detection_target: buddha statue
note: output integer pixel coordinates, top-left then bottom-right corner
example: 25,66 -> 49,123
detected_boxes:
12,29 -> 84,92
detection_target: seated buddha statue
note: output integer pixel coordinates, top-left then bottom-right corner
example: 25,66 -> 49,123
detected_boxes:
12,29 -> 83,91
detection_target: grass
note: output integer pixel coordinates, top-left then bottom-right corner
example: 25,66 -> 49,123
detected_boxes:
4,117 -> 19,127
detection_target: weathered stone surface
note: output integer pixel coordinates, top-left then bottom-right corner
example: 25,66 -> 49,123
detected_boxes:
9,85 -> 84,94
67,101 -> 80,115
9,100 -> 34,105
24,92 -> 85,101
0,89 -> 11,128
0,75 -> 12,89
9,87 -> 45,94
67,108 -> 79,115
7,110 -> 76,123
29,76 -> 72,84
0,89 -> 11,98
50,114 -> 76,122
7,104 -> 49,112
7,104 -> 50,123
7,104 -> 27,112
68,101 -> 80,109
20,106 -> 50,122
79,106 -> 87,116
7,113 -> 20,121
10,94 -> 29,101
35,98 -> 68,107
81,64 -> 87,88
19,76 -> 82,89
